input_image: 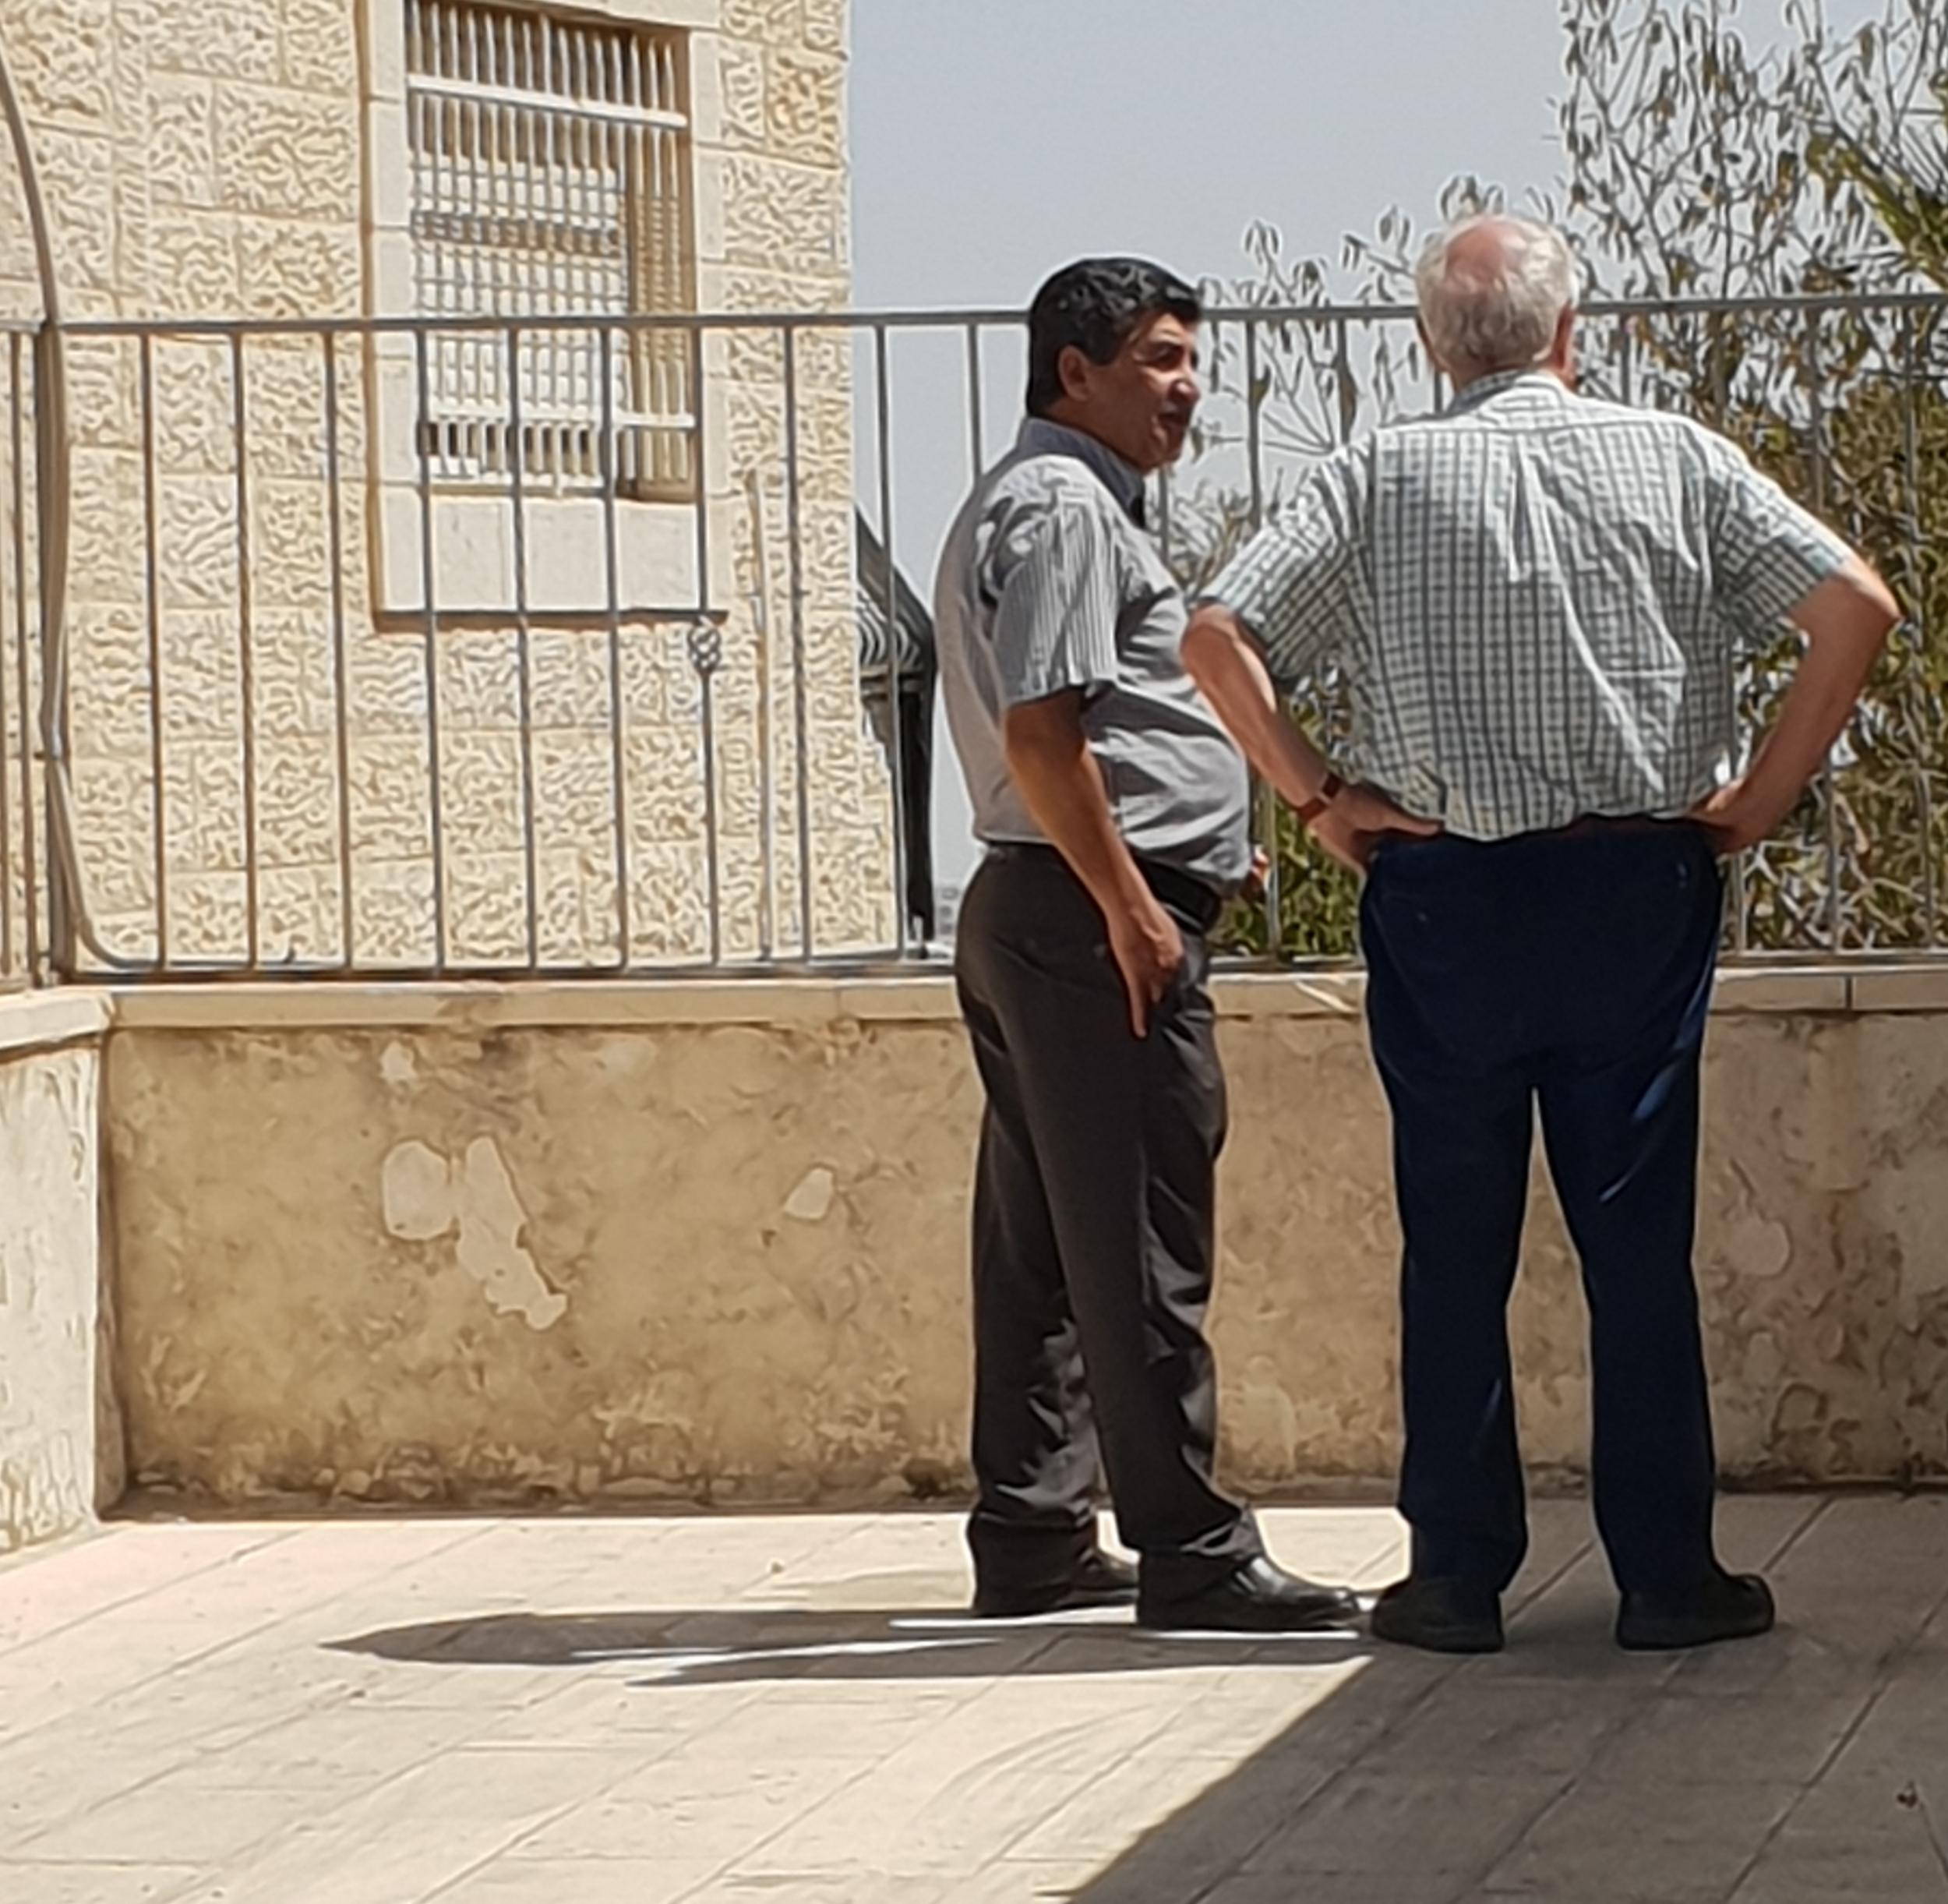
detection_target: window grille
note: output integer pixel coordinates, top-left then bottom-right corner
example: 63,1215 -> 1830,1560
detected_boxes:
406,0 -> 696,498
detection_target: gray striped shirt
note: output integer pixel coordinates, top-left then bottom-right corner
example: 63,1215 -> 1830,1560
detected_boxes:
935,418 -> 1251,890
1210,371 -> 1852,841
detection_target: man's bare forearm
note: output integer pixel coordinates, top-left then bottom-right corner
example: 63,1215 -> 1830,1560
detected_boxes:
1744,558 -> 1899,818
1000,693 -> 1156,924
1180,604 -> 1335,807
1003,691 -> 1184,1036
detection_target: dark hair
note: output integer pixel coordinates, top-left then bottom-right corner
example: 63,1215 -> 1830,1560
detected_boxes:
1025,257 -> 1202,417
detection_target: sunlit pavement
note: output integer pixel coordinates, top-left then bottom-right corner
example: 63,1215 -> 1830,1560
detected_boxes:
2,1496 -> 1944,1902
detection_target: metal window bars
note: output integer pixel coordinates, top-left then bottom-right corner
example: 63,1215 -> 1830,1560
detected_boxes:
406,0 -> 695,498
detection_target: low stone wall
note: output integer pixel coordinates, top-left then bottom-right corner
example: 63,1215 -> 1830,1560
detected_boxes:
0,994 -> 115,1555
100,970 -> 1948,1508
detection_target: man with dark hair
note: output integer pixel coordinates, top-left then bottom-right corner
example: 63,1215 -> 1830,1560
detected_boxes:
934,258 -> 1425,1631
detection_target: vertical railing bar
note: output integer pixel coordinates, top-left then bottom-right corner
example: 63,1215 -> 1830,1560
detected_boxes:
1333,316 -> 1356,449
1898,306 -> 1938,947
1805,309 -> 1841,952
783,326 -> 813,957
690,317 -> 709,614
415,327 -> 450,971
506,320 -> 540,970
746,466 -> 776,963
139,334 -> 168,970
696,620 -> 722,967
9,336 -> 33,978
965,320 -> 985,475
231,331 -> 259,970
1243,316 -> 1281,957
1711,310 -> 1752,954
689,317 -> 718,964
1244,316 -> 1265,532
874,321 -> 908,959
1918,765 -> 1939,953
599,323 -> 630,968
322,330 -> 355,970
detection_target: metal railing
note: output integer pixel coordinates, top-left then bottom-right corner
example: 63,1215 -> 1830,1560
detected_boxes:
0,321 -> 49,991
13,291 -> 1948,982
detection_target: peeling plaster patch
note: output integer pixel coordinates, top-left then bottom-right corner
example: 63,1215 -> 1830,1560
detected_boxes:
379,1043 -> 419,1088
381,1138 -> 566,1330
784,1166 -> 836,1223
382,1142 -> 453,1241
455,1139 -> 566,1330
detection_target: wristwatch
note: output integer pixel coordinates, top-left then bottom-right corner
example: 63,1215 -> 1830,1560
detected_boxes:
1294,771 -> 1344,828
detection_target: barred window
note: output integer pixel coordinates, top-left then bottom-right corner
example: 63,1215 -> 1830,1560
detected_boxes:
406,0 -> 697,499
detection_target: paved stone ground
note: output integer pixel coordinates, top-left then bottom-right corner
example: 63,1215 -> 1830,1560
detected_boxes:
0,1495 -> 1944,1903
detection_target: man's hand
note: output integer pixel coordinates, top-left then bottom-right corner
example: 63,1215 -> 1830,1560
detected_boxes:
1182,605 -> 1440,874
1106,892 -> 1184,1038
1240,844 -> 1272,903
1687,778 -> 1791,857
1309,782 -> 1442,874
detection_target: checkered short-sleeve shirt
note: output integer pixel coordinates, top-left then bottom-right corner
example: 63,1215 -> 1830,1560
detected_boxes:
1208,372 -> 1854,840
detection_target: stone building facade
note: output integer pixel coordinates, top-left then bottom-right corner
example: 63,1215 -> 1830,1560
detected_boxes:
0,0 -> 895,971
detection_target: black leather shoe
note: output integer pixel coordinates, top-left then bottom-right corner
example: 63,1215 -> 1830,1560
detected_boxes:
1616,1568 -> 1775,1652
1137,1556 -> 1359,1633
972,1546 -> 1138,1619
1370,1576 -> 1505,1654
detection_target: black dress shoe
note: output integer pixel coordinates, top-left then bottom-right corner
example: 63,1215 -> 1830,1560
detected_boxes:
1370,1576 -> 1505,1655
1616,1568 -> 1775,1652
1136,1556 -> 1359,1634
972,1546 -> 1138,1619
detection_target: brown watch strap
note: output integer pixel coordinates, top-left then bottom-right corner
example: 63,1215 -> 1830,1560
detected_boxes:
1294,771 -> 1344,828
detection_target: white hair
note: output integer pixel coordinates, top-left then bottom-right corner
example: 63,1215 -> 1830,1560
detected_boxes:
1414,215 -> 1578,378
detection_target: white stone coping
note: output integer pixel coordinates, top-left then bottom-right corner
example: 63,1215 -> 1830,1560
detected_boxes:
0,989 -> 113,1058
74,962 -> 1948,1033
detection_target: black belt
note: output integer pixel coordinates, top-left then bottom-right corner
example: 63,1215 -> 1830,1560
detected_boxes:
986,842 -> 1226,934
1136,856 -> 1226,933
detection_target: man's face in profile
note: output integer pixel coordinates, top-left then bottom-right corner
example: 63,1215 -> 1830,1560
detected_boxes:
1062,310 -> 1201,474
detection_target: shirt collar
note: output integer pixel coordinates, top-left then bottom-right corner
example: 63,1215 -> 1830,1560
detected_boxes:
1444,369 -> 1569,415
1015,416 -> 1147,521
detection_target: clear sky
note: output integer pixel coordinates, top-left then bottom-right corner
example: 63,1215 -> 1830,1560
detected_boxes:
849,0 -> 1569,313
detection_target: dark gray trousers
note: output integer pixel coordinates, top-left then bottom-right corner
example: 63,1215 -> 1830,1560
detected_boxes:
953,845 -> 1260,1598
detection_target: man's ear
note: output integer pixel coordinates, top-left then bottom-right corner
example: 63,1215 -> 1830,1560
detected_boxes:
1548,305 -> 1577,377
1415,317 -> 1446,382
1057,342 -> 1095,405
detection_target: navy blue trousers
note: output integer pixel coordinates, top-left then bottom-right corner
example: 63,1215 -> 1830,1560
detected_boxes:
1360,821 -> 1724,1595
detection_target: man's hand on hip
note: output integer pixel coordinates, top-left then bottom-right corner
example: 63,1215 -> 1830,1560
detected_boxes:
1106,892 -> 1185,1039
1687,777 -> 1790,857
1310,783 -> 1442,874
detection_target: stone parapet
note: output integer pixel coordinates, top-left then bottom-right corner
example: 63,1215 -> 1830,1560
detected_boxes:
88,966 -> 1948,1508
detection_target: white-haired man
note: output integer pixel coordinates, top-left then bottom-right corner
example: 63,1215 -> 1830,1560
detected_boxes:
1184,214 -> 1898,1653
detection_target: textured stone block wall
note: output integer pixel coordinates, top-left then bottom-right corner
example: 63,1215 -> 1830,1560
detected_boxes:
0,0 -> 895,970
102,979 -> 1948,1508
0,1001 -> 112,1556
